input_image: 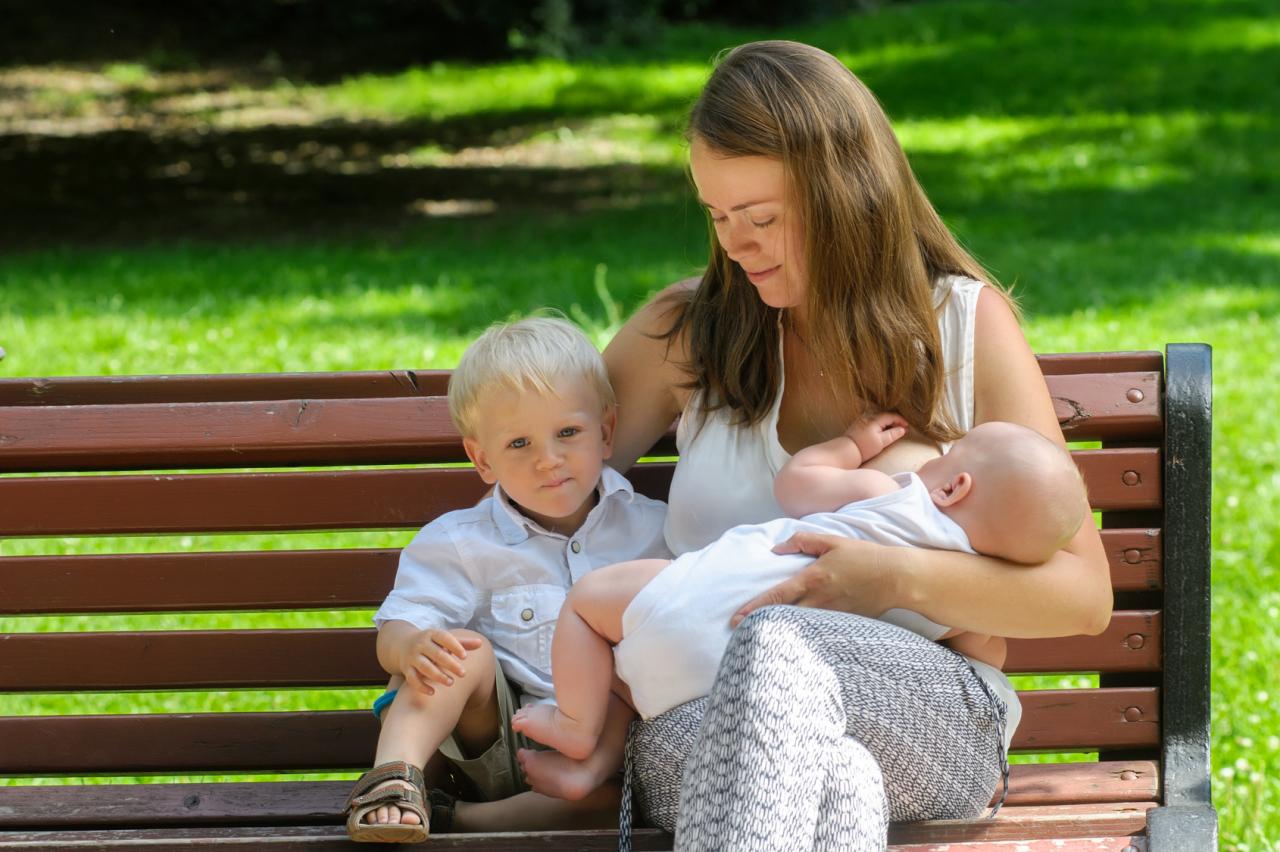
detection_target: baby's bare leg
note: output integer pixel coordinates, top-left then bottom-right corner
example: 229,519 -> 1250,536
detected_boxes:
517,689 -> 633,801
511,558 -> 668,760
943,632 -> 1008,669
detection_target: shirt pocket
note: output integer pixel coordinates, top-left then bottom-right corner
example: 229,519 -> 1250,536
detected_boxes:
490,584 -> 566,673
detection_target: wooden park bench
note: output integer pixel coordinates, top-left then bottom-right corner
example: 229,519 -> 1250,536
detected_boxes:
0,344 -> 1215,850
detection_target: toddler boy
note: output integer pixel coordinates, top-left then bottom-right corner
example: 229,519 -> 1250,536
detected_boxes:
345,317 -> 669,842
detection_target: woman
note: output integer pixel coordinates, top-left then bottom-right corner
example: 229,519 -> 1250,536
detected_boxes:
602,41 -> 1111,850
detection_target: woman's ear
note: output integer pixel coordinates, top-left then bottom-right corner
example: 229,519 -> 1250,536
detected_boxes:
930,471 -> 973,507
599,405 -> 618,460
463,437 -> 499,485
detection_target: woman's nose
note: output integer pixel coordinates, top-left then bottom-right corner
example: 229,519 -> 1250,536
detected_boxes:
721,223 -> 755,260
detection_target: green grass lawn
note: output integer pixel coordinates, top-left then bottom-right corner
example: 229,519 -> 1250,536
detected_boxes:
2,0 -> 1278,847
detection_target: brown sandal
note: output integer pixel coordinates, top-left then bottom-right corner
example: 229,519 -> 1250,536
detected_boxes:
345,761 -> 430,843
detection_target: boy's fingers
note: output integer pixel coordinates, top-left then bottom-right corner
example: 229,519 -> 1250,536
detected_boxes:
435,629 -> 476,654
414,658 -> 453,687
428,648 -> 467,678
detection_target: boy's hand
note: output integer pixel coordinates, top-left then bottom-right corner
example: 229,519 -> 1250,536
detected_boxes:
401,629 -> 483,695
847,412 -> 909,463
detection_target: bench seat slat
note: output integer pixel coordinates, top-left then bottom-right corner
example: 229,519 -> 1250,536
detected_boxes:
0,808 -> 1156,849
0,762 -> 1158,830
0,528 -> 1162,616
0,451 -> 1153,538
0,690 -> 1156,774
0,613 -> 1160,691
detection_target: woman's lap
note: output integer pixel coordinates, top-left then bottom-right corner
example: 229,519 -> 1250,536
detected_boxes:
630,606 -> 1005,836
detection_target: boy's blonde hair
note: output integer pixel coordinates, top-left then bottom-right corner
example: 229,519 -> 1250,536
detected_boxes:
448,316 -> 615,438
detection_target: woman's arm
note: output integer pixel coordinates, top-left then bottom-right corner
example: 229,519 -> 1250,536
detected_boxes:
734,288 -> 1113,639
602,279 -> 697,473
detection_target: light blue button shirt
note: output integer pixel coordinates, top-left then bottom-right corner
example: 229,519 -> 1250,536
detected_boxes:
374,466 -> 670,699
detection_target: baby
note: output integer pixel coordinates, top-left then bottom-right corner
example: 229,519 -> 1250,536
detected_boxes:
511,416 -> 1085,760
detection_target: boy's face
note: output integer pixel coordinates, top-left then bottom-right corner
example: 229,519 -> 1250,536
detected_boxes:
462,376 -> 615,536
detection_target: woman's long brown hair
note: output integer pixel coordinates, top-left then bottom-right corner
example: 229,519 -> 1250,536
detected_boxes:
664,40 -> 1014,442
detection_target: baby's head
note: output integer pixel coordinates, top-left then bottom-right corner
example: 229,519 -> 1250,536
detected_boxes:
449,316 -> 616,534
918,422 -> 1085,565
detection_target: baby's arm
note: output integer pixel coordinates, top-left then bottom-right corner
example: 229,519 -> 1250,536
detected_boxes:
774,412 -> 909,517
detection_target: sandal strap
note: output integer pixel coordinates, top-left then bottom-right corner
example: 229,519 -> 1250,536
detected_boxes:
345,761 -> 426,810
427,788 -> 457,834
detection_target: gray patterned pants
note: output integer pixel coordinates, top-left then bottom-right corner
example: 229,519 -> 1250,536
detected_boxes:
627,606 -> 1006,851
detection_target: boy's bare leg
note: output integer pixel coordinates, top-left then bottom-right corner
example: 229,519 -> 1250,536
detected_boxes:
511,559 -> 667,759
517,689 -> 633,801
363,630 -> 501,828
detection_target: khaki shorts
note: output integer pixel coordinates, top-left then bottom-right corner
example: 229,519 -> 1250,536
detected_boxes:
373,666 -> 534,802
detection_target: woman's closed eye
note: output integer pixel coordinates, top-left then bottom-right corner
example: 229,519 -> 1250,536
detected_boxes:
750,217 -> 775,229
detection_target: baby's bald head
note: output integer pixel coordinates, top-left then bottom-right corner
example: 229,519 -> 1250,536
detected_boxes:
925,422 -> 1086,565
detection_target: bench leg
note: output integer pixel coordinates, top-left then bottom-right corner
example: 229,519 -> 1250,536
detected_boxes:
1145,804 -> 1217,851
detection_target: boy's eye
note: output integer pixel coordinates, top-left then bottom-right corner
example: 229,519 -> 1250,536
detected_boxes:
508,438 -> 528,449
558,427 -> 581,438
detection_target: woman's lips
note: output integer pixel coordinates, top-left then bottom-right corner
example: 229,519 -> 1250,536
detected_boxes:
745,265 -> 780,284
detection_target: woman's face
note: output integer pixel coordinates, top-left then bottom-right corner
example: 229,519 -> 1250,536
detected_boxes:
690,137 -> 807,313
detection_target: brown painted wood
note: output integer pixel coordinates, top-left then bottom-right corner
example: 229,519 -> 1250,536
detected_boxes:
0,762 -> 1158,830
1051,372 -> 1160,441
889,802 -> 1155,842
999,760 -> 1158,806
1103,529 -> 1162,592
0,398 -> 467,472
0,374 -> 1158,473
1016,688 -> 1159,753
1075,448 -> 1161,511
1006,611 -> 1160,674
0,371 -> 450,406
892,839 -> 1145,851
0,530 -> 1161,616
1036,351 -> 1162,376
3,612 -> 1159,691
0,550 -> 399,615
0,689 -> 1154,774
0,711 -> 381,774
0,630 -> 383,691
0,449 -> 1149,538
0,825 -> 674,850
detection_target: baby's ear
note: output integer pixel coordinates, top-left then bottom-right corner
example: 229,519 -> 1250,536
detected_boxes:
599,405 -> 618,459
930,471 -> 972,507
463,437 -> 499,485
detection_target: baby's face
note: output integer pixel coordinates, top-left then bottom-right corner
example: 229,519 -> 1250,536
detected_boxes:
463,377 -> 614,535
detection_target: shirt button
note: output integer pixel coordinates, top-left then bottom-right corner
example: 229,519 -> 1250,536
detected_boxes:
570,540 -> 582,554
521,608 -> 534,622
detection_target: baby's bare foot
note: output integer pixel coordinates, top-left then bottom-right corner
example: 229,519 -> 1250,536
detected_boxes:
511,704 -> 599,761
516,747 -> 607,801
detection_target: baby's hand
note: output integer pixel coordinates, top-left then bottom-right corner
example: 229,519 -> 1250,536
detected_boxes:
401,629 -> 483,695
847,412 -> 909,462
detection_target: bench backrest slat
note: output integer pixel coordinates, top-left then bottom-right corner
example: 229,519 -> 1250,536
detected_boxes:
0,528 -> 1161,616
0,610 -> 1161,693
0,687 -> 1159,775
0,452 -> 1152,538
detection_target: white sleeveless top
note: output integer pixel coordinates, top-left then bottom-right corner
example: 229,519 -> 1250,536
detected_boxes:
665,274 -> 981,554
662,275 -> 1021,748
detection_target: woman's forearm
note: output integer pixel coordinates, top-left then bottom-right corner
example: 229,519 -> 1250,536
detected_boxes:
892,543 -> 1112,638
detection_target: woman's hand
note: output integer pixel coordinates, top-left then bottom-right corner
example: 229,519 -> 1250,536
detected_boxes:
730,533 -> 905,628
